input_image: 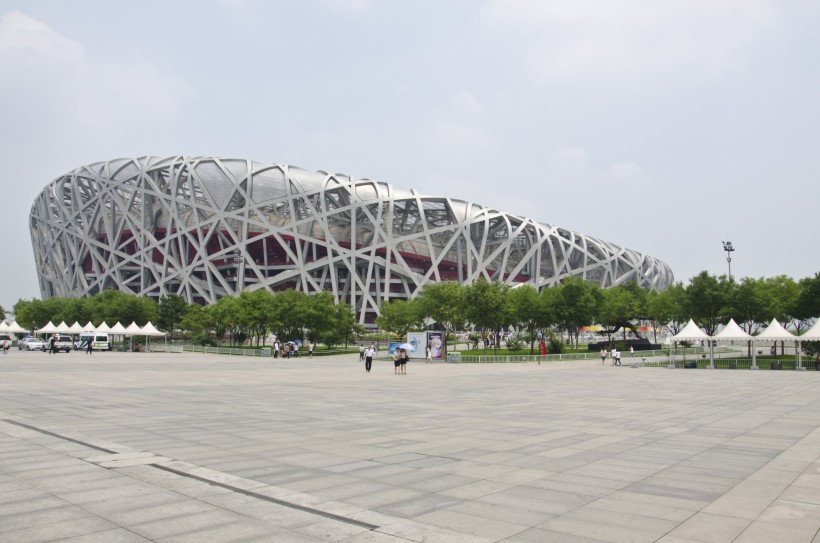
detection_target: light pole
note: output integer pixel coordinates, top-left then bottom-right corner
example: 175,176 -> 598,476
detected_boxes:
722,241 -> 734,281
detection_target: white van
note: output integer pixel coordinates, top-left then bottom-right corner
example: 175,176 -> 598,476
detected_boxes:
79,332 -> 110,351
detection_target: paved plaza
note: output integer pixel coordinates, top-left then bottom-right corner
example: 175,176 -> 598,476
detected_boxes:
1,349 -> 820,543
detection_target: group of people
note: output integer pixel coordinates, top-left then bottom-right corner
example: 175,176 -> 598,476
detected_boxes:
360,343 -> 434,373
271,340 -> 313,359
600,345 -> 634,366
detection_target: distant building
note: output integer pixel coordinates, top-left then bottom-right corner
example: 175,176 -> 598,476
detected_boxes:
30,156 -> 673,324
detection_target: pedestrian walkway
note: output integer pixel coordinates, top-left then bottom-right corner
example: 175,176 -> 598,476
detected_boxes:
1,350 -> 819,542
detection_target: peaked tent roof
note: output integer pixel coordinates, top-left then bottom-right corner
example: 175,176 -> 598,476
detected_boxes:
800,319 -> 820,341
95,321 -> 111,333
756,319 -> 796,341
713,319 -> 752,341
123,322 -> 142,335
7,321 -> 29,334
35,321 -> 58,333
109,322 -> 127,334
68,321 -> 84,333
55,321 -> 71,333
82,321 -> 96,332
0,321 -> 8,333
671,319 -> 710,341
139,321 -> 165,336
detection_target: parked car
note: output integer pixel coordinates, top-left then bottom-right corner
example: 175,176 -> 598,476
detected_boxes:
45,334 -> 73,352
23,338 -> 45,351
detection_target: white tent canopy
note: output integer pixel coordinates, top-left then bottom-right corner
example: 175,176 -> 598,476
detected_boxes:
800,319 -> 820,341
712,319 -> 752,341
670,320 -> 710,341
140,321 -> 165,336
35,321 -> 58,334
95,321 -> 112,333
123,322 -> 142,335
68,321 -> 85,334
7,321 -> 29,334
82,321 -> 96,333
109,322 -> 127,334
55,321 -> 71,333
756,319 -> 796,341
0,321 -> 8,333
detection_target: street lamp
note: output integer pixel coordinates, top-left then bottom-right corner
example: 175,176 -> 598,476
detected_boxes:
722,241 -> 734,281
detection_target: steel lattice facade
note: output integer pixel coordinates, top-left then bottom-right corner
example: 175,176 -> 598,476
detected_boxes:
30,156 -> 673,324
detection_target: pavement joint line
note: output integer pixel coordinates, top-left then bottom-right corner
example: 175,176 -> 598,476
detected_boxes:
2,418 -> 117,454
1,417 -> 381,532
150,463 -> 379,530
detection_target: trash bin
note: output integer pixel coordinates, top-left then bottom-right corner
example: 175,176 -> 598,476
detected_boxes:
446,352 -> 461,363
261,347 -> 272,357
770,361 -> 782,370
684,361 -> 697,369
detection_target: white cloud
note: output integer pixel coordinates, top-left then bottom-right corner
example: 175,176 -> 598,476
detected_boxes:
606,162 -> 645,186
0,11 -> 189,133
481,0 -> 780,85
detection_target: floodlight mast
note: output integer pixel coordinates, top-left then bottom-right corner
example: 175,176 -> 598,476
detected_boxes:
722,241 -> 734,281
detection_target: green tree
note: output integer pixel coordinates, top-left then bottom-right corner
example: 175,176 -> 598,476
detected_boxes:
303,291 -> 337,343
792,273 -> 820,328
648,282 -> 688,338
465,279 -> 512,354
509,285 -> 544,354
375,298 -> 425,339
236,290 -> 276,346
554,277 -> 602,350
417,282 -> 467,357
157,294 -> 188,334
272,289 -> 310,341
211,296 -> 241,345
320,302 -> 359,349
685,271 -> 732,336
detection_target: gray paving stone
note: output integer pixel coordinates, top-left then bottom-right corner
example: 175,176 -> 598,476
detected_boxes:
2,351 -> 820,542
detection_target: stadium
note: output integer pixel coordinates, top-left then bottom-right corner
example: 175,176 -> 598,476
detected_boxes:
30,156 -> 674,324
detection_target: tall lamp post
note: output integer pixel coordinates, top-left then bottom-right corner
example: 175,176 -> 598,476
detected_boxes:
722,241 -> 734,281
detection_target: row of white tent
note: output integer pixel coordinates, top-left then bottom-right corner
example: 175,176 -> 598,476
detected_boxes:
670,317 -> 820,368
0,320 -> 166,337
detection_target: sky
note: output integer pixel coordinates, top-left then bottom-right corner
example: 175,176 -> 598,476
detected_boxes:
1,0 -> 819,315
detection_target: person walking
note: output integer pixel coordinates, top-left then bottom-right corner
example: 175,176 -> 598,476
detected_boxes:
364,345 -> 374,372
611,348 -> 616,366
48,335 -> 57,355
359,345 -> 365,362
2,339 -> 10,354
85,338 -> 93,355
629,345 -> 634,358
615,349 -> 622,366
308,342 -> 314,358
600,347 -> 607,365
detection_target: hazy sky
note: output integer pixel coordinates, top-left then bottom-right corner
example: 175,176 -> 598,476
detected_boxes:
1,0 -> 818,315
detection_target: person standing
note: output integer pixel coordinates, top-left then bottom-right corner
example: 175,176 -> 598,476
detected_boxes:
400,348 -> 409,374
629,345 -> 634,358
426,345 -> 432,364
273,339 -> 279,358
393,349 -> 401,374
48,335 -> 57,355
359,345 -> 365,362
308,342 -> 314,358
364,345 -> 374,372
611,348 -> 616,366
284,344 -> 290,359
615,349 -> 622,366
85,338 -> 93,355
2,339 -> 10,354
600,347 -> 608,365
